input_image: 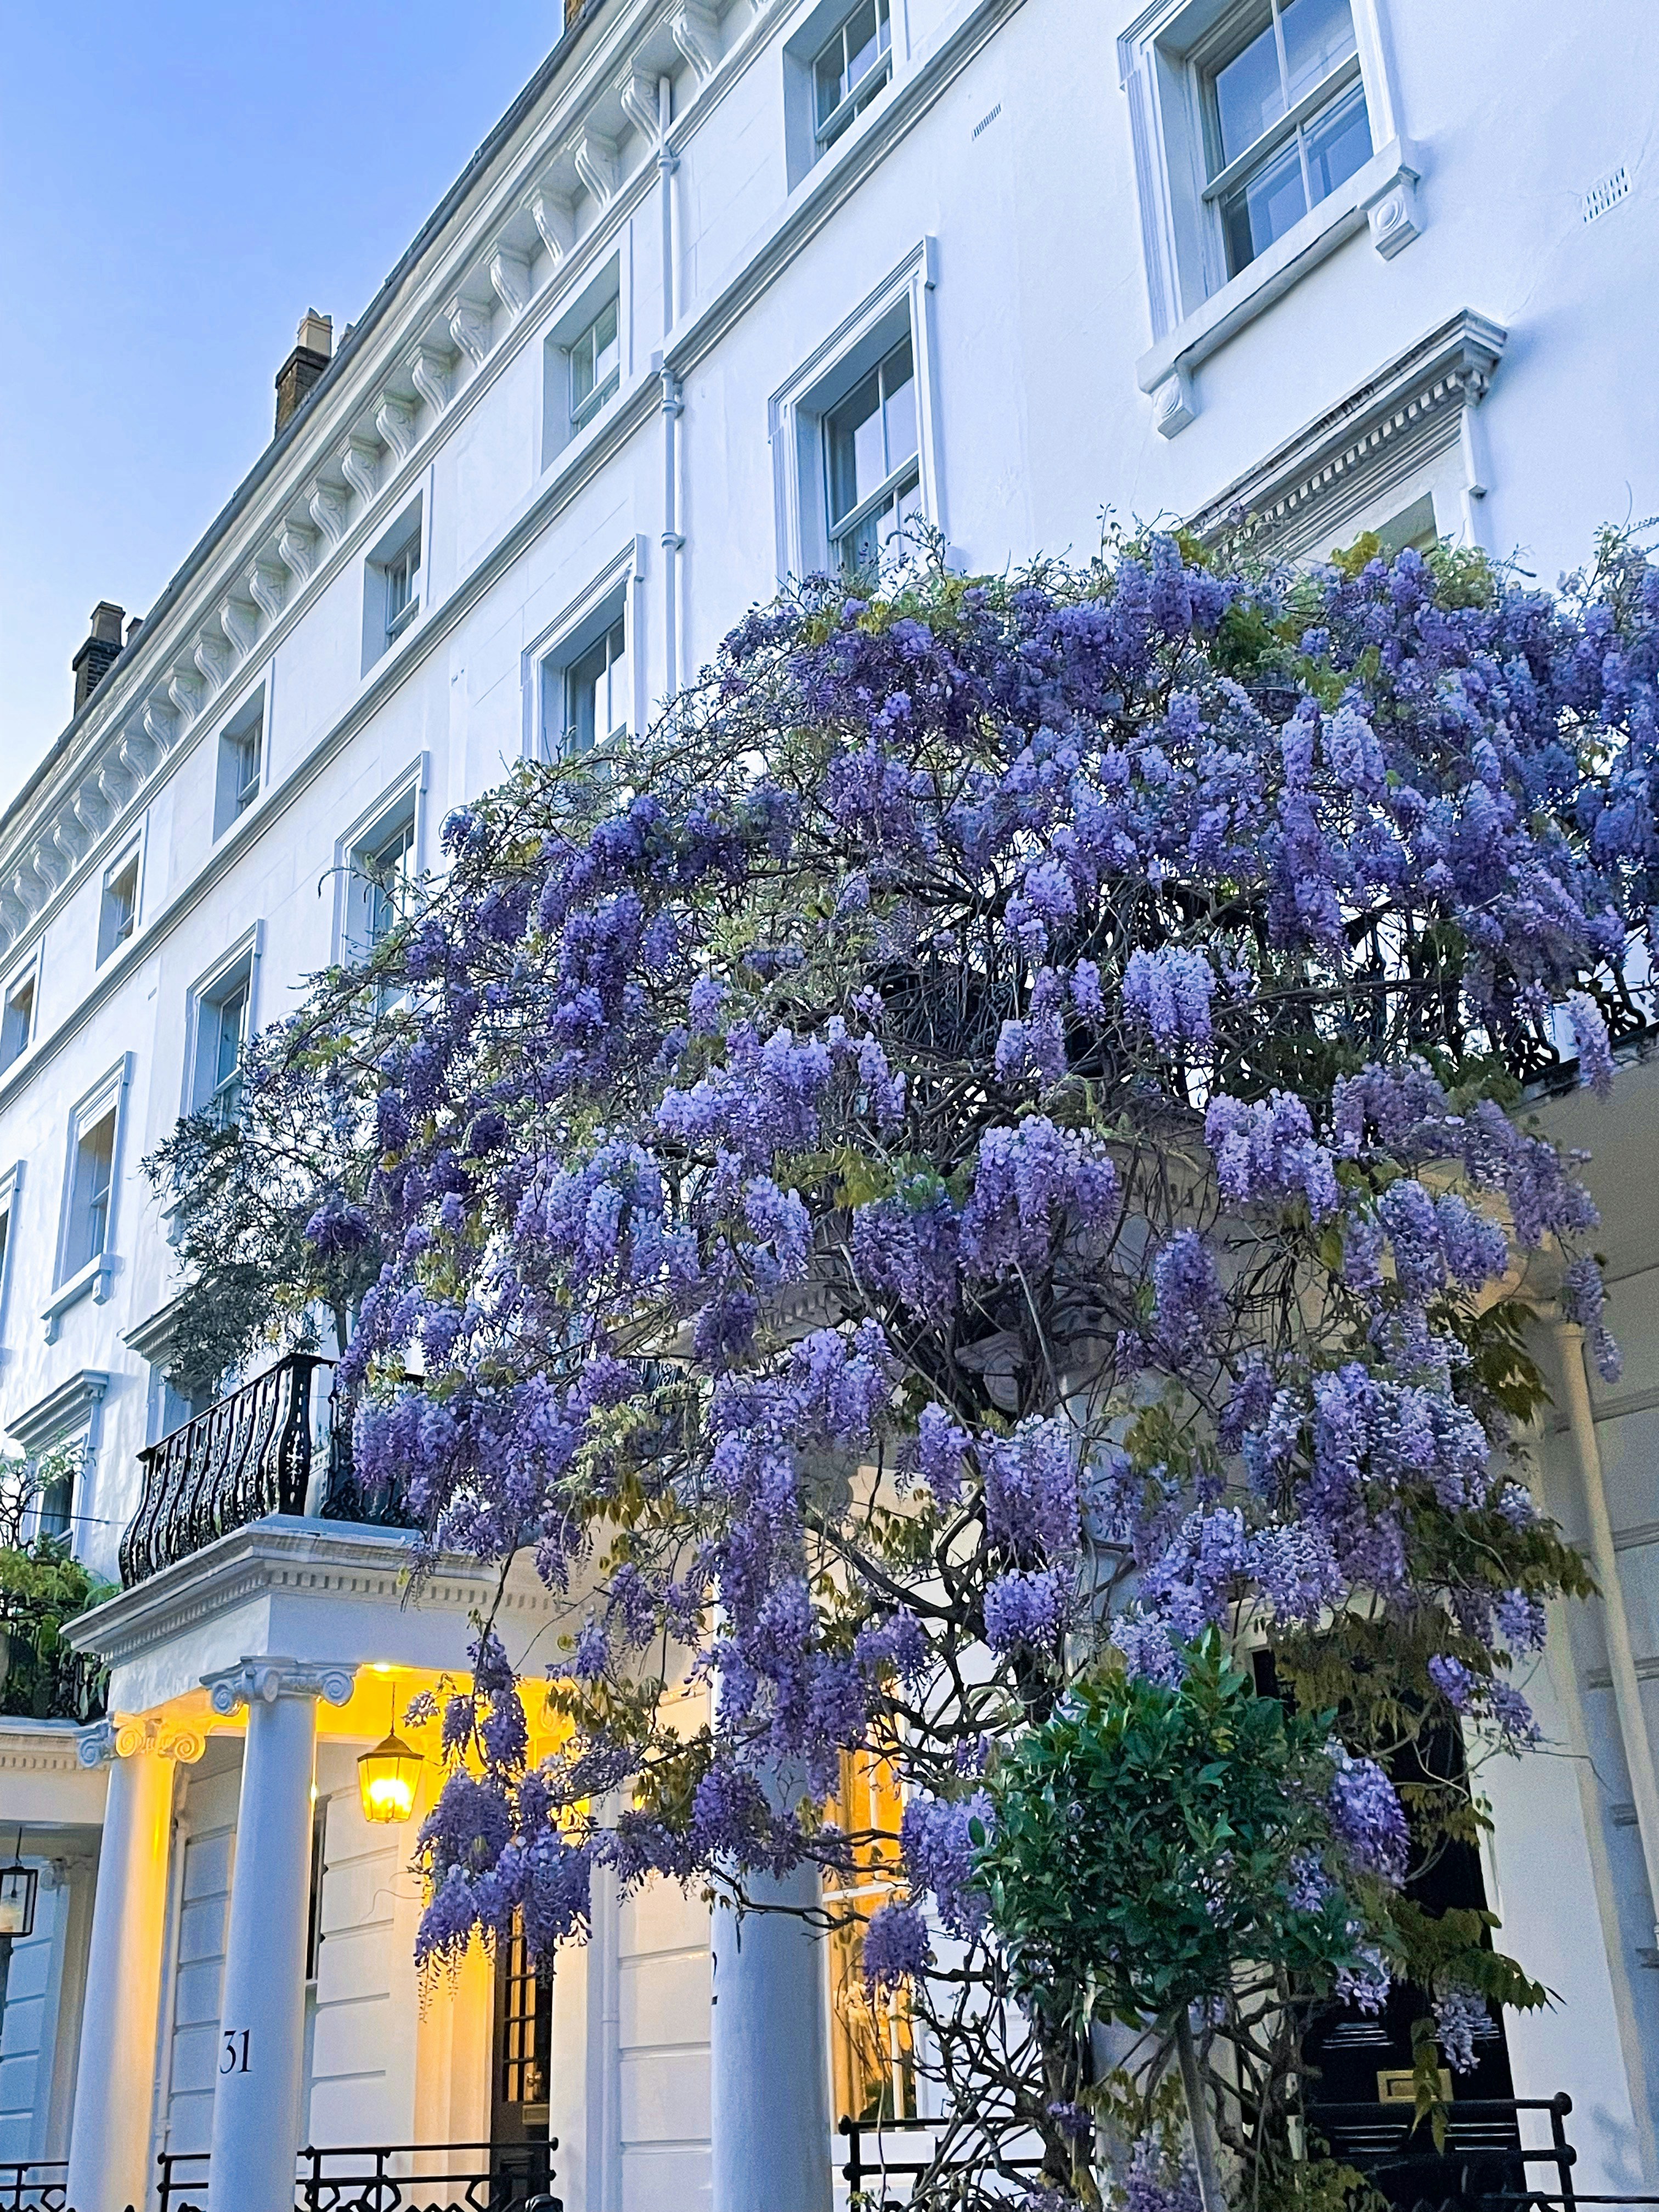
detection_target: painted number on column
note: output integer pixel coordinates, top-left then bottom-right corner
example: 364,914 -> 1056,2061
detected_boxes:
220,2029 -> 251,2074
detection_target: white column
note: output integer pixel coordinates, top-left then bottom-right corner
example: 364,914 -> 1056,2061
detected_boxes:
710,1862 -> 833,2212
1553,1321 -> 1659,1940
203,1657 -> 353,2212
66,1717 -> 202,2212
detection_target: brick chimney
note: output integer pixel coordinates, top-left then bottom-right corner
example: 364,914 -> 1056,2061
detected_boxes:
274,308 -> 332,435
71,601 -> 126,712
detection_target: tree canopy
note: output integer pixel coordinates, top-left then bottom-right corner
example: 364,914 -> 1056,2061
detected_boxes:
166,526 -> 1659,2208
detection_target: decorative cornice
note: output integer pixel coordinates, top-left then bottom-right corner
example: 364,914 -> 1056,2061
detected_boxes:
64,1516 -> 561,1672
202,1655 -> 356,1714
1186,309 -> 1508,552
0,0 -> 1022,990
0,1718 -> 99,1776
7,1369 -> 110,1457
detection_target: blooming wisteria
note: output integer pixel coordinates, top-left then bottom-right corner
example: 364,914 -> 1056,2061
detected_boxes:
240,528 -> 1659,2208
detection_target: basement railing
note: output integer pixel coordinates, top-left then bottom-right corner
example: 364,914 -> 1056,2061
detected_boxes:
838,2096 -> 1659,2212
0,2160 -> 69,2211
119,1352 -> 323,1588
154,2138 -> 558,2212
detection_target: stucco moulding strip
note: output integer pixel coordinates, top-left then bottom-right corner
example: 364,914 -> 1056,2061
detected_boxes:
0,0 -> 701,865
1185,309 -> 1508,545
0,368 -> 659,1118
663,0 -> 1025,380
63,1515 -> 560,1672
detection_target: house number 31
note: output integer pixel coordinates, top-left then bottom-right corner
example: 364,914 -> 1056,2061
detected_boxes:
219,2029 -> 251,2074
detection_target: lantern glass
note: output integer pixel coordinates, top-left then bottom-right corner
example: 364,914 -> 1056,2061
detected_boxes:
0,1860 -> 37,1938
357,1730 -> 421,1825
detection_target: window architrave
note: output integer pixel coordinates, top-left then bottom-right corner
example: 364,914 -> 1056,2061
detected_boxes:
523,538 -> 648,766
44,1053 -> 132,1339
1118,0 -> 1417,434
182,922 -> 264,1129
769,235 -> 945,585
332,756 -> 431,968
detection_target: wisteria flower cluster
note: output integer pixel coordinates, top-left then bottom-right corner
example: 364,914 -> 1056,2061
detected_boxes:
228,527 -> 1659,2208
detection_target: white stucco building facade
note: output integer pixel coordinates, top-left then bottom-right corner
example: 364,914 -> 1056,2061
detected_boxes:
1,0 -> 1658,2206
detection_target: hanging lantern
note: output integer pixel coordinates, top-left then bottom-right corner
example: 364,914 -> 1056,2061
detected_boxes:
357,1691 -> 422,1825
0,1831 -> 36,1938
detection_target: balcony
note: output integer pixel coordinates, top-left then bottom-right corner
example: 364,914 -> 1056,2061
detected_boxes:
119,1352 -> 413,1590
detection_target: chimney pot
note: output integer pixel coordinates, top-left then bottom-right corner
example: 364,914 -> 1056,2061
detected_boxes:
274,307 -> 334,436
71,601 -> 127,712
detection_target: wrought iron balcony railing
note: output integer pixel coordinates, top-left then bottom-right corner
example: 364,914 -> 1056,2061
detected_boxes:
0,1598 -> 108,1723
119,1352 -> 323,1589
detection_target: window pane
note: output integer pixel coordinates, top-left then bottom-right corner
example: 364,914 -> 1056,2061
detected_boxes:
592,301 -> 619,392
215,985 -> 248,1091
571,324 -> 595,413
565,633 -> 609,756
69,1110 -> 116,1272
1212,9 -> 1284,168
815,38 -> 844,126
843,0 -> 882,91
602,618 -> 628,743
1221,132 -> 1306,272
367,820 -> 415,945
1,980 -> 32,1069
826,365 -> 883,527
1280,0 -> 1357,105
1304,75 -> 1372,204
881,342 -> 917,474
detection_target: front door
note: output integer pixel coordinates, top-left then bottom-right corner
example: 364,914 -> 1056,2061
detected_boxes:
489,1918 -> 555,2206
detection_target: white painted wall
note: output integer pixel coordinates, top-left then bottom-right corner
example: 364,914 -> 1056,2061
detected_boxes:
3,0 -> 1659,2202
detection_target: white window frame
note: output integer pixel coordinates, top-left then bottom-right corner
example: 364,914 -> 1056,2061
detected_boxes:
183,924 -> 263,1129
333,757 -> 430,966
0,1160 -> 21,1358
362,495 -> 426,674
95,833 -> 145,968
783,0 -> 908,189
1119,0 -> 1419,436
0,949 -> 41,1079
541,253 -> 628,470
523,539 -> 649,765
769,236 -> 946,585
44,1055 -> 131,1342
213,683 -> 269,839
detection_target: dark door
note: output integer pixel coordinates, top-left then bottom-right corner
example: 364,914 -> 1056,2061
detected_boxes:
490,1918 -> 555,2207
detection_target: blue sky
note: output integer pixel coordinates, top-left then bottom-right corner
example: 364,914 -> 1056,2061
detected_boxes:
0,1 -> 561,813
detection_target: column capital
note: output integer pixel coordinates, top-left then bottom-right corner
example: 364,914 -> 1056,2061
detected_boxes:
203,1655 -> 356,1716
78,1713 -> 210,1765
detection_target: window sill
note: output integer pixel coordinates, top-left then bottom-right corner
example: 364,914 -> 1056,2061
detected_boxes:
1136,137 -> 1421,438
43,1256 -> 114,1343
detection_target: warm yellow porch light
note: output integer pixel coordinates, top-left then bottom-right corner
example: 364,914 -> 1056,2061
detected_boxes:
357,1690 -> 422,1825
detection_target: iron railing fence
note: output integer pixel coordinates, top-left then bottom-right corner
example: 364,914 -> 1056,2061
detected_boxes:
0,1599 -> 108,1723
119,1352 -> 324,1587
0,2162 -> 71,2212
154,2140 -> 558,2212
838,2113 -> 1046,2207
838,2096 -> 1659,2212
